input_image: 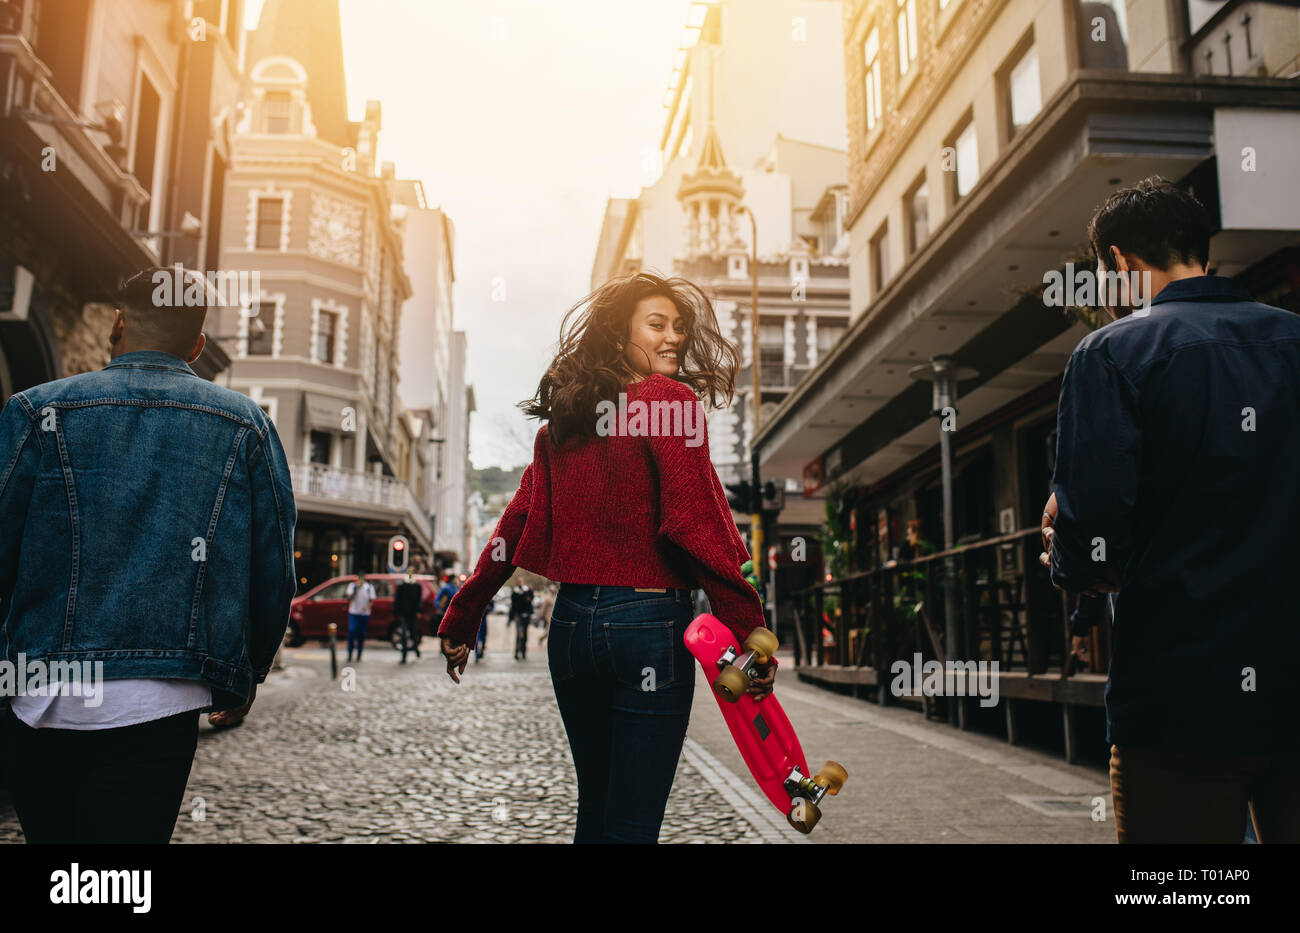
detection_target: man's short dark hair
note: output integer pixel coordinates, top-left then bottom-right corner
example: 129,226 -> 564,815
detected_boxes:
1088,177 -> 1214,272
113,266 -> 212,357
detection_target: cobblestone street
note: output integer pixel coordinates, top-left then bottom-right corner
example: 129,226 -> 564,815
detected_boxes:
0,615 -> 1115,844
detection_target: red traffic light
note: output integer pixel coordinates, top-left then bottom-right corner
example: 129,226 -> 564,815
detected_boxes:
393,540 -> 405,551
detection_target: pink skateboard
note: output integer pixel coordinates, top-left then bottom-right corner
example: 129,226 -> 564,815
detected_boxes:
684,613 -> 847,833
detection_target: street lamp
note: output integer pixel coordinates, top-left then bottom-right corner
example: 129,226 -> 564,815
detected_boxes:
908,355 -> 978,711
735,204 -> 762,583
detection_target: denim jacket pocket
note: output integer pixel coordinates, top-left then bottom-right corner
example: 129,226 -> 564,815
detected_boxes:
602,619 -> 678,692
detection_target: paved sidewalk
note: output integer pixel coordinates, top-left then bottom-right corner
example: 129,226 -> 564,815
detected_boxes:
0,621 -> 1114,843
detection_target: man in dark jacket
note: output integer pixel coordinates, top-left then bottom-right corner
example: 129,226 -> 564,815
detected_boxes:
393,569 -> 424,663
0,268 -> 297,843
509,578 -> 534,660
1042,178 -> 1300,843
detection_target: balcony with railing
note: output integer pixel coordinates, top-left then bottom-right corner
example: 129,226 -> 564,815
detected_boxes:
289,462 -> 431,549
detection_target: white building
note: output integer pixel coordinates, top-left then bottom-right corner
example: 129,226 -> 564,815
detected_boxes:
438,331 -> 474,570
388,172 -> 460,569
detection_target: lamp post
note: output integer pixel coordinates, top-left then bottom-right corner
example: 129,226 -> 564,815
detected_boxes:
735,205 -> 762,583
908,355 -> 978,724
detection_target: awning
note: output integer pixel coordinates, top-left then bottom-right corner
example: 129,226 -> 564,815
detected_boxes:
302,393 -> 345,432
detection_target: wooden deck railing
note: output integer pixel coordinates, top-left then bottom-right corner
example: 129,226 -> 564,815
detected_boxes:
785,526 -> 1111,760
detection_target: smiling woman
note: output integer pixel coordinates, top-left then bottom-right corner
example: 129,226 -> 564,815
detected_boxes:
435,269 -> 774,844
519,270 -> 738,444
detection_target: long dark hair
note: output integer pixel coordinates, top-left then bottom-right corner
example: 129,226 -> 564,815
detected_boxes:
520,271 -> 739,445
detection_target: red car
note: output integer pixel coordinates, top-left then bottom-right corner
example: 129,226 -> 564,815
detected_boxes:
286,574 -> 442,647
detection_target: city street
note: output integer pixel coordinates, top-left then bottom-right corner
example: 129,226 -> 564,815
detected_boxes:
0,614 -> 1112,844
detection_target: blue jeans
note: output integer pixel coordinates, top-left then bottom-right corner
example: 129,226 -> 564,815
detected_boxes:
347,613 -> 370,658
547,584 -> 696,843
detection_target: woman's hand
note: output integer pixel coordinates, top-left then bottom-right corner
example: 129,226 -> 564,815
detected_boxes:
747,662 -> 776,701
441,637 -> 469,684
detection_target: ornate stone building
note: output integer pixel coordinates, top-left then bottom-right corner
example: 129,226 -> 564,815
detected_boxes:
212,0 -> 430,588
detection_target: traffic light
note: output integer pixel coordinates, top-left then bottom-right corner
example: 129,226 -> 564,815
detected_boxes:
386,534 -> 409,573
725,480 -> 751,513
761,480 -> 785,513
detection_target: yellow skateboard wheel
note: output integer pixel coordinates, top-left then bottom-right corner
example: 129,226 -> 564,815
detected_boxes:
713,665 -> 748,703
743,628 -> 779,663
812,760 -> 848,795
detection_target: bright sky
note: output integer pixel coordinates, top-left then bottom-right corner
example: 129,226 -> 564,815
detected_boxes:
247,0 -> 693,469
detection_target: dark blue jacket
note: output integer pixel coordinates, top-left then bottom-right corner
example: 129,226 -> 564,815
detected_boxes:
1051,276 -> 1300,752
0,351 -> 297,710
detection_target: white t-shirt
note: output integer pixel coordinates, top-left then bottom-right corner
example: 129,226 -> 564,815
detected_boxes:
10,678 -> 213,730
347,581 -> 377,615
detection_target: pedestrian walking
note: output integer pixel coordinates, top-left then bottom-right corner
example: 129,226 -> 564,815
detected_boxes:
0,267 -> 296,844
437,271 -> 773,843
345,572 -> 377,663
509,577 -> 534,660
394,570 -> 423,663
1040,178 -> 1300,843
474,606 -> 490,663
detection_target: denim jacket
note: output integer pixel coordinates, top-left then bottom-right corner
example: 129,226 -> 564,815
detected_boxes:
0,351 -> 297,710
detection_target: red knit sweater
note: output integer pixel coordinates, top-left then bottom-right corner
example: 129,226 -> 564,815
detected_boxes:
437,375 -> 766,645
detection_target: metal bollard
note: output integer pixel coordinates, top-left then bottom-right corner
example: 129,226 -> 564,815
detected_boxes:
328,621 -> 338,680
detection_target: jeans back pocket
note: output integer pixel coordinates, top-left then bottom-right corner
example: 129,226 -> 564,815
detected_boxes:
547,615 -> 580,683
602,618 -> 683,692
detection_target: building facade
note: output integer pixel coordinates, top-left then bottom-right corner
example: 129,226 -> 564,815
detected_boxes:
754,0 -> 1300,759
1,0 -> 240,403
438,331 -> 474,571
213,0 -> 429,590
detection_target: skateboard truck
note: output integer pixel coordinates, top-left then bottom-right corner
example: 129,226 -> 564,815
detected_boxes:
712,630 -> 779,703
783,761 -> 849,834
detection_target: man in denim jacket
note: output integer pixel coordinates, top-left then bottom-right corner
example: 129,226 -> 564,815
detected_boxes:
0,268 -> 297,843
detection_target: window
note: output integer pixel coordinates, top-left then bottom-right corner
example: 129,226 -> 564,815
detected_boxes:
907,178 -> 929,254
34,0 -> 93,111
132,76 -> 161,198
1187,0 -> 1227,34
1007,44 -> 1041,132
897,0 -> 919,76
951,118 -> 979,201
1077,0 -> 1129,70
316,309 -> 337,363
309,430 -> 332,465
872,222 -> 891,292
863,29 -> 882,133
759,348 -> 785,386
247,300 -> 274,356
817,323 -> 847,354
256,197 -> 283,249
264,91 -> 291,134
193,0 -> 238,46
312,581 -> 351,601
